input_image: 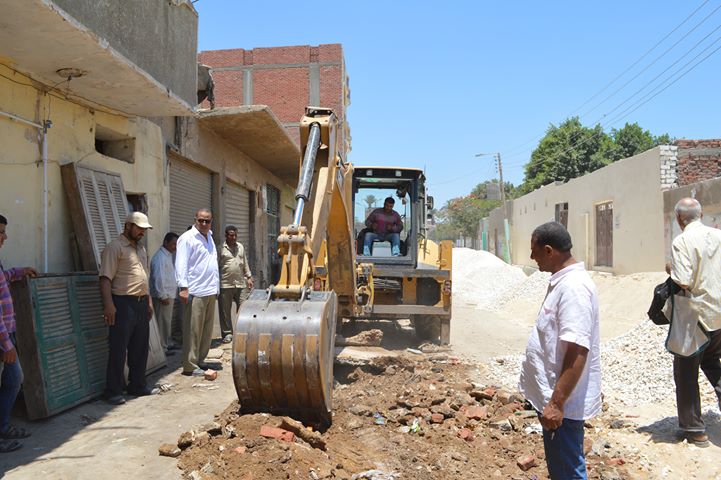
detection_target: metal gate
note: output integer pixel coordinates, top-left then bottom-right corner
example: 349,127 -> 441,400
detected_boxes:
225,181 -> 251,250
169,155 -> 213,235
595,201 -> 613,267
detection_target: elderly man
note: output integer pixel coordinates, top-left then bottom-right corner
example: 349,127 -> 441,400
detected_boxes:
100,212 -> 157,405
175,209 -> 220,376
0,214 -> 37,452
218,225 -> 253,344
150,232 -> 179,355
519,222 -> 601,479
669,197 -> 721,448
363,196 -> 403,256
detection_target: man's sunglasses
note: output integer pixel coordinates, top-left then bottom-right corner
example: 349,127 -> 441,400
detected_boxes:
196,219 -> 212,225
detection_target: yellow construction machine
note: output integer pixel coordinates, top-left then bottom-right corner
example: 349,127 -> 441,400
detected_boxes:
232,107 -> 452,425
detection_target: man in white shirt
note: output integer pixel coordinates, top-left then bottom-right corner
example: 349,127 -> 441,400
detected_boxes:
670,197 -> 721,448
150,232 -> 179,355
175,209 -> 220,376
519,222 -> 601,480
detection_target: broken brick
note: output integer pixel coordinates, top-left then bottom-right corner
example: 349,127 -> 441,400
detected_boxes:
466,405 -> 488,420
204,369 -> 218,381
458,428 -> 475,442
158,443 -> 181,457
233,446 -> 246,455
516,455 -> 537,471
259,425 -> 295,443
430,413 -> 445,424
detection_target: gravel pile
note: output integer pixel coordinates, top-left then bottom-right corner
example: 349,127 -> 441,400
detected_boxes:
487,270 -> 551,312
484,319 -> 721,408
453,248 -> 526,309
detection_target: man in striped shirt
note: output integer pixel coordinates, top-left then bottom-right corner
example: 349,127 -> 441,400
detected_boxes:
0,214 -> 37,452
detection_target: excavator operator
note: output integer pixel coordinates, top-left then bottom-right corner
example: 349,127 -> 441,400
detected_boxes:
363,196 -> 404,256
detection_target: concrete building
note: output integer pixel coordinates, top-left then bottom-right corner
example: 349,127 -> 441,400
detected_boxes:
197,44 -> 351,156
484,139 -> 721,274
484,146 -> 678,274
0,0 -> 199,272
151,108 -> 299,287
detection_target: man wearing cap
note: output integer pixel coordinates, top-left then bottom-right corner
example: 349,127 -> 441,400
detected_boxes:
218,225 -> 254,344
363,197 -> 404,256
175,209 -> 220,376
99,212 -> 157,405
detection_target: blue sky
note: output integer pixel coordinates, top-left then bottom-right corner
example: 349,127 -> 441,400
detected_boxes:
195,1 -> 721,206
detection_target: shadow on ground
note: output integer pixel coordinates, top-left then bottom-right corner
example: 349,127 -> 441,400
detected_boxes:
636,410 -> 721,447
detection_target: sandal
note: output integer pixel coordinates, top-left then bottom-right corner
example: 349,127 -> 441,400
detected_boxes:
0,425 -> 31,439
0,439 -> 22,453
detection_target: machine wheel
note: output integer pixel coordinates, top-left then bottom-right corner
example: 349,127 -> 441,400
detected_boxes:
413,315 -> 441,343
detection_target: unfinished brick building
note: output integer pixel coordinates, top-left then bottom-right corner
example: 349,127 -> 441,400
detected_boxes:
198,44 -> 351,156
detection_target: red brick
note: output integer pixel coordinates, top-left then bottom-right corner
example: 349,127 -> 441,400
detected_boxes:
204,369 -> 217,381
516,455 -> 537,471
458,428 -> 475,442
259,425 -> 295,442
430,413 -> 444,424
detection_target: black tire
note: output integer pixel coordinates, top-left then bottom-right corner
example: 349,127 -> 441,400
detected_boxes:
413,315 -> 441,344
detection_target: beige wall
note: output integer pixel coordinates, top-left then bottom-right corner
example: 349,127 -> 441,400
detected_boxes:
0,65 -> 166,272
488,147 -> 667,274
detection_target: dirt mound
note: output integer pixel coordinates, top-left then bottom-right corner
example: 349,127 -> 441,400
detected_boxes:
172,355 -> 632,479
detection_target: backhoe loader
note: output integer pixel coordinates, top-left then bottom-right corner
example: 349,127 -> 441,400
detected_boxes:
232,107 -> 452,425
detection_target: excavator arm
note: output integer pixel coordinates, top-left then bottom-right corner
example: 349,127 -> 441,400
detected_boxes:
232,107 -> 371,426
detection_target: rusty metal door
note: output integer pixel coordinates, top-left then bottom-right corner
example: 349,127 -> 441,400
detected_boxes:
595,201 -> 613,267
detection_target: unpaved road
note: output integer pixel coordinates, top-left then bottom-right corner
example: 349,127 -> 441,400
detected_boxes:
3,254 -> 721,479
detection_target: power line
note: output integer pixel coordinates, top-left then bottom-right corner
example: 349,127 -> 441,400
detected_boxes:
497,1 -> 716,159
579,2 -> 721,120
593,24 -> 721,125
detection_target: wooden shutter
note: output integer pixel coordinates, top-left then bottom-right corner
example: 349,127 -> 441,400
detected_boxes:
61,164 -> 129,271
12,274 -> 107,419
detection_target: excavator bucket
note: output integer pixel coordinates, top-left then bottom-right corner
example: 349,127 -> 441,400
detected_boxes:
232,289 -> 338,426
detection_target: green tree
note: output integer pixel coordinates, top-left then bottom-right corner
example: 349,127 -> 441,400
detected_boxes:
520,117 -> 608,194
363,195 -> 377,209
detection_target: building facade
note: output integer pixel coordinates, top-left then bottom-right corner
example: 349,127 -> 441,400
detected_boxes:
198,44 -> 351,157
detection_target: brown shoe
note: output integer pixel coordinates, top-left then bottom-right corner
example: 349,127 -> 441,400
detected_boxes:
684,432 -> 710,448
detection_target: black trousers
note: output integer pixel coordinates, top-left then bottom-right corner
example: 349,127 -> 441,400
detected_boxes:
105,294 -> 150,396
674,328 -> 721,432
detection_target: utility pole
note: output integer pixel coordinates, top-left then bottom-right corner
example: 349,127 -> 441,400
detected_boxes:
475,152 -> 511,263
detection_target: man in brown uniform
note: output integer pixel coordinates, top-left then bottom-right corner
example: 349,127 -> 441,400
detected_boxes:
99,212 -> 156,405
218,225 -> 253,343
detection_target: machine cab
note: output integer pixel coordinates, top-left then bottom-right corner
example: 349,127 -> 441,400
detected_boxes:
352,167 -> 430,267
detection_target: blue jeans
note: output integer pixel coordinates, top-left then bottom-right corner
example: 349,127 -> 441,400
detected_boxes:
542,417 -> 587,479
0,334 -> 23,433
363,232 -> 400,256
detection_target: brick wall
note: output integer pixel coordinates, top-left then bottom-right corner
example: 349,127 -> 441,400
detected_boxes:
674,139 -> 721,187
197,44 -> 350,155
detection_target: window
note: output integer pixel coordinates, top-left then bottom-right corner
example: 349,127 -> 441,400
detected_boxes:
353,180 -> 412,257
95,124 -> 135,163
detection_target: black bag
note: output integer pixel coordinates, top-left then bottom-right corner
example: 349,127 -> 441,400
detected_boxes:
648,277 -> 681,326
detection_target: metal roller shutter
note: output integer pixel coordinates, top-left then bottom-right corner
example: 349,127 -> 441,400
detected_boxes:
225,181 -> 251,250
169,156 -> 213,235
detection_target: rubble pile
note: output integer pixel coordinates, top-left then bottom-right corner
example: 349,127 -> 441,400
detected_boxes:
171,355 -> 633,479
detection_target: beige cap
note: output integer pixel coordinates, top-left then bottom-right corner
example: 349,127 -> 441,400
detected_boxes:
126,211 -> 153,229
